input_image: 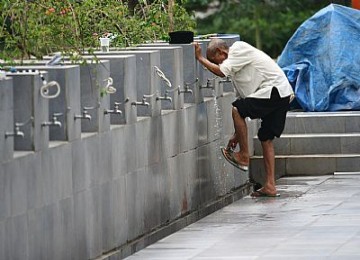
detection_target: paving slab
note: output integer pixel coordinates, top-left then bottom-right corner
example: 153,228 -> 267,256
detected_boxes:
125,175 -> 360,259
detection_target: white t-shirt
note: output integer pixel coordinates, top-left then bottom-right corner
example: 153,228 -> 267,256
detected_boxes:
219,41 -> 293,99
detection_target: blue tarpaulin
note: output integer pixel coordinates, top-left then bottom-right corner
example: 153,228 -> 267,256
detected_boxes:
278,4 -> 360,111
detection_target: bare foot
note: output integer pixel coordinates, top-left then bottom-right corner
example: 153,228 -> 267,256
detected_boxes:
233,151 -> 249,167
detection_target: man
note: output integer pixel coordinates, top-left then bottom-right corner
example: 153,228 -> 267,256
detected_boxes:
194,39 -> 293,197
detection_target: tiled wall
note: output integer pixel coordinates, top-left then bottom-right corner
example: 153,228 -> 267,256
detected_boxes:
0,35 -> 256,260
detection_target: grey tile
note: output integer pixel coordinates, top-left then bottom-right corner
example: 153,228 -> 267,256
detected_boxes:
126,169 -> 146,241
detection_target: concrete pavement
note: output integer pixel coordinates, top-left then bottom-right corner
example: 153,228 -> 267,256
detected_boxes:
125,175 -> 360,259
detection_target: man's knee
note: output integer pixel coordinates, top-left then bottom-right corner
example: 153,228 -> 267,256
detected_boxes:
232,106 -> 244,119
232,106 -> 238,119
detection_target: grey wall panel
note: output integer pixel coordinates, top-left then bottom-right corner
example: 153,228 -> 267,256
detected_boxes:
161,110 -> 180,158
208,141 -> 226,197
197,102 -> 208,146
157,160 -> 171,224
26,152 -> 44,210
147,116 -> 164,166
5,213 -> 29,260
13,65 -> 81,142
179,104 -> 198,152
139,43 -> 199,104
0,78 -> 14,162
125,169 -> 145,241
71,134 -> 100,193
0,221 -> 5,260
101,181 -> 114,252
89,51 -> 162,117
42,143 -> 73,206
7,73 -> 49,151
67,61 -> 111,133
182,149 -> 199,211
72,190 -> 89,260
190,148 -> 203,210
133,46 -> 184,110
197,144 -> 213,206
85,187 -> 103,259
144,164 -> 162,232
8,155 -> 28,217
167,156 -> 182,219
135,118 -> 150,169
79,55 -> 138,125
112,176 -> 128,249
110,126 -> 127,178
98,131 -> 113,184
57,198 -> 75,260
0,163 -> 11,221
124,124 -> 137,173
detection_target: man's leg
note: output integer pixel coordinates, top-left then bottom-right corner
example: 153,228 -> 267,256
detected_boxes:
259,139 -> 277,195
230,107 -> 249,167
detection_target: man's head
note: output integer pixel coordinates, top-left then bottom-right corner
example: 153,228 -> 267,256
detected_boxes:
206,39 -> 229,65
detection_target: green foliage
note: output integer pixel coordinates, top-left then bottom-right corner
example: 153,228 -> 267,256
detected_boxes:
193,0 -> 349,57
0,0 -> 195,60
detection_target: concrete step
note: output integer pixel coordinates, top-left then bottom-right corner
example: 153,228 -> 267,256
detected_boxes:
253,133 -> 360,155
283,111 -> 360,134
249,154 -> 360,184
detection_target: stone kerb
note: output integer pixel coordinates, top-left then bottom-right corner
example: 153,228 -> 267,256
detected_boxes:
0,77 -> 14,162
8,65 -> 81,142
6,72 -> 49,151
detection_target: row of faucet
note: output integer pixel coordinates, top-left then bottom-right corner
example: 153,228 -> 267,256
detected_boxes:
130,76 -> 231,107
4,76 -> 232,139
4,101 -> 123,139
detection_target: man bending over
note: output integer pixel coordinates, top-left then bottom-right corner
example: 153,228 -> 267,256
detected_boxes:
194,39 -> 293,197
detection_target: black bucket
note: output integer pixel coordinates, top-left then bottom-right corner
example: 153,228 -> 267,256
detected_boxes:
168,31 -> 194,44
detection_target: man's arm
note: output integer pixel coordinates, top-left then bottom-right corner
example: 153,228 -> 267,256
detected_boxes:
193,42 -> 225,77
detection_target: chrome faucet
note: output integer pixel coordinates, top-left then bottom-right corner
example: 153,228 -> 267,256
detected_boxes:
219,76 -> 232,84
74,107 -> 92,121
180,78 -> 198,95
131,96 -> 150,107
200,78 -> 214,89
5,117 -> 33,138
156,92 -> 172,103
179,85 -> 193,95
104,102 -> 122,115
42,113 -> 62,127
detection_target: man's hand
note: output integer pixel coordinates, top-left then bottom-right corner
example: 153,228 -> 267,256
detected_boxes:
227,133 -> 238,150
192,42 -> 202,60
192,41 -> 225,77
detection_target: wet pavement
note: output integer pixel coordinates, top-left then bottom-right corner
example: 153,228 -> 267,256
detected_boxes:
125,175 -> 360,259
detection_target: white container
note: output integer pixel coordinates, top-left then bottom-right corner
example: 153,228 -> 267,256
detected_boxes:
0,70 -> 6,80
99,37 -> 110,52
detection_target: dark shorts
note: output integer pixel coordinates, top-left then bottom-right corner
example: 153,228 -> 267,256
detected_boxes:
232,87 -> 290,141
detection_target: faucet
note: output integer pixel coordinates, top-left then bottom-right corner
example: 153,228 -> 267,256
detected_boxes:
42,113 -> 62,127
131,96 -> 150,107
5,117 -> 33,138
200,79 -> 214,89
219,76 -> 232,84
156,92 -> 172,103
179,85 -> 193,95
180,78 -> 198,95
104,102 -> 122,115
74,107 -> 92,121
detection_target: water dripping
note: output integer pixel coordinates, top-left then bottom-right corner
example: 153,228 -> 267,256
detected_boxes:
212,89 -> 228,195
